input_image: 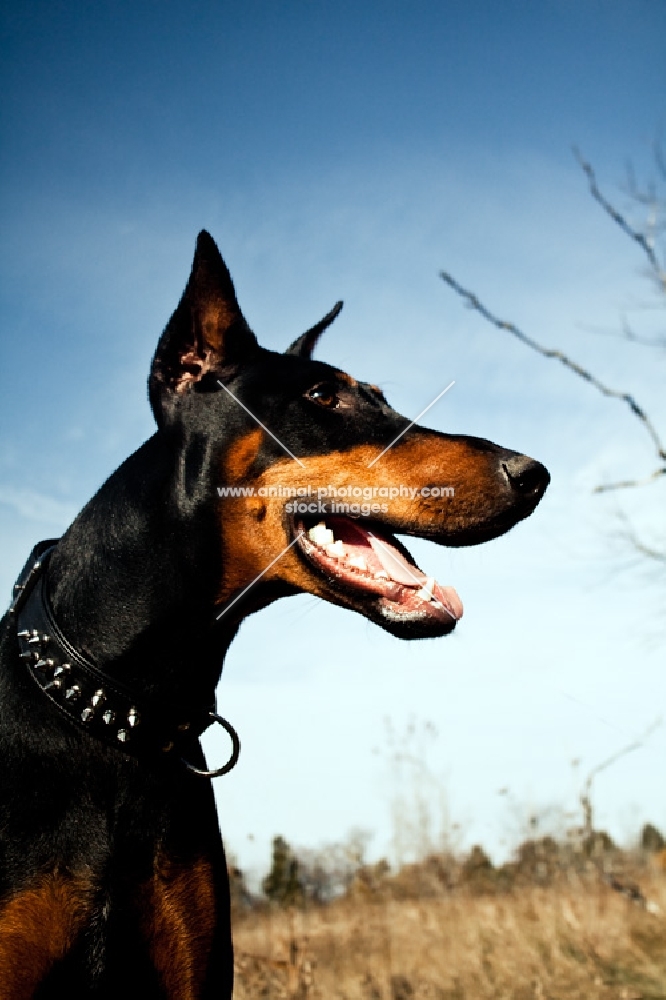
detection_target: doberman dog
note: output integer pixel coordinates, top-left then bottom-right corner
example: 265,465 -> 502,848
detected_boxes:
0,231 -> 549,997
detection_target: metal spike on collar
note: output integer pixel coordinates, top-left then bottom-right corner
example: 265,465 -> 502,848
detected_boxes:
12,538 -> 240,779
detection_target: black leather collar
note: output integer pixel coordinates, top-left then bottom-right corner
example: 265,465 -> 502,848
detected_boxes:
10,540 -> 240,777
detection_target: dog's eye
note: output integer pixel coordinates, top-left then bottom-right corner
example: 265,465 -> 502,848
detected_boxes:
305,382 -> 341,409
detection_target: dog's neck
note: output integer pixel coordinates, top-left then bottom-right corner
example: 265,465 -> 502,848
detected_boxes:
44,433 -> 242,706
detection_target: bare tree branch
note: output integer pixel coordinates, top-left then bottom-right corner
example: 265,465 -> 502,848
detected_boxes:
628,537 -> 666,563
616,512 -> 666,564
574,147 -> 665,289
653,138 -> 666,183
575,315 -> 665,350
580,717 -> 662,836
439,270 -> 666,492
594,467 -> 666,494
618,314 -> 666,349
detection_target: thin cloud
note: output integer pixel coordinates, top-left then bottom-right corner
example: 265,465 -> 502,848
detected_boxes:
0,485 -> 77,525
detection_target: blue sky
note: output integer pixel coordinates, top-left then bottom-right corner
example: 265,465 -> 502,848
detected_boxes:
1,1 -> 665,878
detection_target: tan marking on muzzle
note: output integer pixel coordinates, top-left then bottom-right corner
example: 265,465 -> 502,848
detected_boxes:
215,433 -> 506,605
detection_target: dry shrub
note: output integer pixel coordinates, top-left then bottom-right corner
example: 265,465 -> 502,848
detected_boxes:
232,843 -> 666,1000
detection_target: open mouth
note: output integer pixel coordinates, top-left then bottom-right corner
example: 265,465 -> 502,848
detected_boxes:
293,514 -> 463,635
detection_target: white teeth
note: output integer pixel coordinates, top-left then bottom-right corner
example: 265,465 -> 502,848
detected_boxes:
349,555 -> 368,572
309,522 -> 334,547
327,540 -> 346,558
416,577 -> 436,601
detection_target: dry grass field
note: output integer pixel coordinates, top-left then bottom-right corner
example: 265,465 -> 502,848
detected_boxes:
231,845 -> 666,1000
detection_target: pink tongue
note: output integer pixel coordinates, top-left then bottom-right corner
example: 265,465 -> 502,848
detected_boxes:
434,584 -> 464,620
367,533 -> 428,586
325,519 -> 463,619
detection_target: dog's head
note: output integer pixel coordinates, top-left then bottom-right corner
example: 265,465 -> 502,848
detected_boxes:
149,231 -> 549,640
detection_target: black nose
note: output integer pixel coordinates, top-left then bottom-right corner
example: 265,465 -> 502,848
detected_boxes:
502,455 -> 550,496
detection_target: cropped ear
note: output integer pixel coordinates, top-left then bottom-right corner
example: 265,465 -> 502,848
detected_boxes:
285,301 -> 343,358
149,231 -> 259,425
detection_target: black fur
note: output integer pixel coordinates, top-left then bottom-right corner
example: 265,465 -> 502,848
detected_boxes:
0,231 -> 549,996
